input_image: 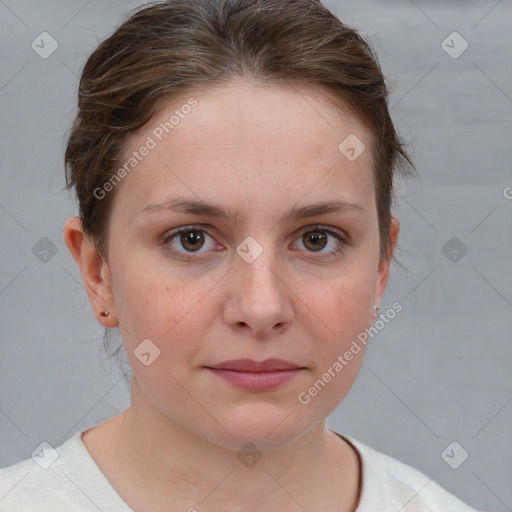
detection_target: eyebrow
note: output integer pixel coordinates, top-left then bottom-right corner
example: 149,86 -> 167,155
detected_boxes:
139,197 -> 366,222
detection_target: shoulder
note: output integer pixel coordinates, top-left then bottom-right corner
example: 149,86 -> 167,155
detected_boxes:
0,429 -> 130,511
337,433 -> 481,511
0,443 -> 82,511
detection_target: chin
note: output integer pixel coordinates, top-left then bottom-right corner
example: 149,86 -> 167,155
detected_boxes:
197,405 -> 314,451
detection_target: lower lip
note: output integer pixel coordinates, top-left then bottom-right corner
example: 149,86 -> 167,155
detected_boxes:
206,368 -> 303,391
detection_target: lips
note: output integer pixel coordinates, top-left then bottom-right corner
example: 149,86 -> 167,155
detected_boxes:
206,358 -> 303,372
204,358 -> 305,391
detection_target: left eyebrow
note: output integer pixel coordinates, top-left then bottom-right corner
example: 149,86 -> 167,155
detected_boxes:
282,200 -> 367,221
139,197 -> 367,222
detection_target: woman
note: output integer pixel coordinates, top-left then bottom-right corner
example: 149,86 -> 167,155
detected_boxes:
0,0 -> 480,510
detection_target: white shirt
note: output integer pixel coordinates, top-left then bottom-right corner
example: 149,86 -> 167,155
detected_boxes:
0,427 -> 480,511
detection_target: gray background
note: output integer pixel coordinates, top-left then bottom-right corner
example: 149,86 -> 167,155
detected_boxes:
0,0 -> 511,510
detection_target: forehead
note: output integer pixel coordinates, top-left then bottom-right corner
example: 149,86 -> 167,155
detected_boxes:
113,81 -> 375,220
139,81 -> 370,155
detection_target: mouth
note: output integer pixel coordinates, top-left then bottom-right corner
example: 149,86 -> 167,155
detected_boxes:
203,358 -> 306,391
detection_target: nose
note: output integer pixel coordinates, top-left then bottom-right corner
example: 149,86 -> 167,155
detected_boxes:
223,241 -> 294,338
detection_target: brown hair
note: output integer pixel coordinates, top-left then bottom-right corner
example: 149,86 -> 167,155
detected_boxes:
65,0 -> 415,264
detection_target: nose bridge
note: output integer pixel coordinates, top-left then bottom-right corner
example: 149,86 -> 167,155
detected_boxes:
235,233 -> 283,295
225,232 -> 294,334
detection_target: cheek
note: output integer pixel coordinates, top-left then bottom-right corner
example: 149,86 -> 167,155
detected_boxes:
292,269 -> 374,412
111,256 -> 222,383
110,244 -> 208,338
117,274 -> 215,417
297,267 -> 375,348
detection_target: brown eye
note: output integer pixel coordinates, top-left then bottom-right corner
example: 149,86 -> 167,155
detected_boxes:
293,225 -> 346,259
164,226 -> 220,258
180,230 -> 205,252
302,230 -> 328,252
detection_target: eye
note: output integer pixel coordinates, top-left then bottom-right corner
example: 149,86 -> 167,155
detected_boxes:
162,225 -> 221,258
162,224 -> 347,261
292,225 -> 347,259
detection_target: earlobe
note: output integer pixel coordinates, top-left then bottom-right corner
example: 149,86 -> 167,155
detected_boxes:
62,216 -> 118,327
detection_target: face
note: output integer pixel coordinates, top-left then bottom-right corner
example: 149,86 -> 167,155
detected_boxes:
83,81 -> 396,449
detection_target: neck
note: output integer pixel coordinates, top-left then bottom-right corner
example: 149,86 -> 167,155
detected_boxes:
92,376 -> 361,511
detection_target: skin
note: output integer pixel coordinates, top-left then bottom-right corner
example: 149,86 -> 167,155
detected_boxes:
63,79 -> 399,511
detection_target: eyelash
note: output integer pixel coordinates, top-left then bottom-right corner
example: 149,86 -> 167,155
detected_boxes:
162,224 -> 348,261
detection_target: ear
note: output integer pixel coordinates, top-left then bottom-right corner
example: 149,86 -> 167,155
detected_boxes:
62,216 -> 118,327
372,216 -> 400,319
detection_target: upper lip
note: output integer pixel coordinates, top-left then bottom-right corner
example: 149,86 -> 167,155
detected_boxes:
206,358 -> 304,372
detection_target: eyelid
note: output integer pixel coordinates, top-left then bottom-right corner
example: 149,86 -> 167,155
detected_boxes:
295,223 -> 346,240
161,223 -> 217,241
163,223 -> 347,240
